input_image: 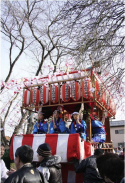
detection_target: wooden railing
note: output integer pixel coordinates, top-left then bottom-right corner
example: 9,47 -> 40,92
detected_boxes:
91,142 -> 113,152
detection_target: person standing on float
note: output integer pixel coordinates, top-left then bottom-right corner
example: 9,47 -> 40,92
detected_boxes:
33,112 -> 48,134
49,110 -> 66,134
69,112 -> 87,140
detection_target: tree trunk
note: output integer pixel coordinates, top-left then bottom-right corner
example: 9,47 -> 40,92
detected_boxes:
0,118 -> 7,145
26,111 -> 34,134
13,110 -> 27,134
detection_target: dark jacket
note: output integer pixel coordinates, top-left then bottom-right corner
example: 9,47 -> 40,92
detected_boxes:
5,164 -> 43,183
74,155 -> 104,183
2,148 -> 11,170
38,155 -> 62,183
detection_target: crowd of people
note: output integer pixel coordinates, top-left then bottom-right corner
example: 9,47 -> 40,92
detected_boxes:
74,149 -> 124,183
1,141 -> 124,183
0,110 -> 124,183
1,143 -> 62,183
33,110 -> 87,140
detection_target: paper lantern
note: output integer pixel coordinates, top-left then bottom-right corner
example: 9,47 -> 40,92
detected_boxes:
71,81 -> 81,101
110,99 -> 116,116
35,106 -> 39,112
50,85 -> 59,103
61,83 -> 70,102
31,88 -> 40,106
95,80 -> 99,101
106,93 -> 112,113
23,89 -> 30,107
105,91 -> 109,110
112,100 -> 116,116
95,80 -> 103,103
108,113 -> 111,117
109,99 -> 113,114
108,97 -> 112,112
101,91 -> 106,107
39,85 -> 49,104
82,80 -> 93,100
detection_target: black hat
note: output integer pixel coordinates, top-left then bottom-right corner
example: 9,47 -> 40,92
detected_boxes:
37,143 -> 51,157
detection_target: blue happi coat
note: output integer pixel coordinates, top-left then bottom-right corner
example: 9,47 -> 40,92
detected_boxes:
91,120 -> 106,143
70,120 -> 87,140
49,118 -> 66,134
33,120 -> 48,134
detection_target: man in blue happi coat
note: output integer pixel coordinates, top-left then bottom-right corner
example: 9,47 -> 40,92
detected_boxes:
70,112 -> 87,140
33,112 -> 48,134
49,110 -> 66,134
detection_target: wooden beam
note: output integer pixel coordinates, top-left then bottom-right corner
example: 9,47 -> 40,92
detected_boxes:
105,117 -> 111,143
21,100 -> 96,110
86,117 -> 92,142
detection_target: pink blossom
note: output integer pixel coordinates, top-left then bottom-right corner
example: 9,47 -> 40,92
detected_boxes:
50,67 -> 53,71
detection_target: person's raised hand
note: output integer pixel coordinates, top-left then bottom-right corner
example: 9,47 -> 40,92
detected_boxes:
37,123 -> 39,128
53,124 -> 57,129
76,117 -> 81,125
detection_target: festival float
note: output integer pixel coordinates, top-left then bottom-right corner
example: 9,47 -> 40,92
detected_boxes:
10,67 -> 116,183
